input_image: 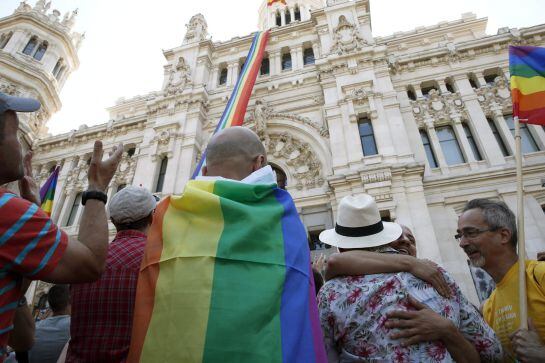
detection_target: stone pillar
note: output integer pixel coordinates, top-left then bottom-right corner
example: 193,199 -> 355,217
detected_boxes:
289,7 -> 295,23
413,85 -> 424,99
437,80 -> 449,94
491,110 -> 515,155
425,121 -> 449,173
312,42 -> 320,59
271,50 -> 281,75
451,117 -> 477,167
290,47 -> 300,70
228,62 -> 239,86
280,9 -> 286,26
210,66 -> 219,89
474,71 -> 487,88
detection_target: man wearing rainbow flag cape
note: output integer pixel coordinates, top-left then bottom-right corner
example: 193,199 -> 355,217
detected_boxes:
128,127 -> 327,363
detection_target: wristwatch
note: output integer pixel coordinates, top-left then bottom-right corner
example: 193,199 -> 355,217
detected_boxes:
81,190 -> 108,205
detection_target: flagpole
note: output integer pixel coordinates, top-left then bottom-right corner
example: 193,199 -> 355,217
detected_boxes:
514,115 -> 528,330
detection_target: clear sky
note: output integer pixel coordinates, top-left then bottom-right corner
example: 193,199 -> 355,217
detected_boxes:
1,0 -> 545,135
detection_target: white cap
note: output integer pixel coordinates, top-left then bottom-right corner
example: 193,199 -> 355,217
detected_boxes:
108,186 -> 156,224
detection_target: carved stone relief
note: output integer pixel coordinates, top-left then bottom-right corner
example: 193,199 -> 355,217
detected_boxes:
164,57 -> 192,96
476,76 -> 512,116
411,89 -> 467,127
183,14 -> 208,44
330,15 -> 367,55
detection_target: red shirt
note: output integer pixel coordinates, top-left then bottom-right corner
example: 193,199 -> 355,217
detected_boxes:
0,189 -> 68,360
66,230 -> 147,363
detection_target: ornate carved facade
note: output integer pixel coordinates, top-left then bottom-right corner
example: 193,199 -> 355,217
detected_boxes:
3,0 -> 545,305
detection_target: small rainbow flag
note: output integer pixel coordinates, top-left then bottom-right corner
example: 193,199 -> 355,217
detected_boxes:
268,0 -> 287,6
192,30 -> 270,179
127,180 -> 327,363
510,46 -> 545,125
39,166 -> 59,216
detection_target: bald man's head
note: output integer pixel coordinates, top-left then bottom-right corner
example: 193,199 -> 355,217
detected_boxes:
203,127 -> 267,180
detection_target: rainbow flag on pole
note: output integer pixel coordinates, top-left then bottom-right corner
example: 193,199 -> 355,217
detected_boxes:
39,166 -> 59,216
127,180 -> 327,363
192,30 -> 270,179
510,46 -> 545,125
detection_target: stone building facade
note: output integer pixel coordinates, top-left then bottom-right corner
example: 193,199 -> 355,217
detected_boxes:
2,0 -> 545,305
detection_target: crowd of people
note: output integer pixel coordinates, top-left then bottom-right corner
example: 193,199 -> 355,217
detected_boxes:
0,90 -> 544,363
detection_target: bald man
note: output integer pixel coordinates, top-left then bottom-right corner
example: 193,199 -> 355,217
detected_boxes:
128,127 -> 326,362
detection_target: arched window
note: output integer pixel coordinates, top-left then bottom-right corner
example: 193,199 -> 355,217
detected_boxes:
155,157 -> 168,193
33,41 -> 48,61
22,36 -> 38,55
303,47 -> 315,65
437,125 -> 465,165
468,73 -> 479,89
420,130 -> 438,168
275,11 -> 282,27
406,85 -> 417,101
285,10 -> 291,24
53,58 -> 64,77
483,68 -> 502,85
294,5 -> 301,21
445,78 -> 456,93
487,118 -> 510,157
0,32 -> 13,49
218,67 -> 227,86
260,57 -> 270,75
281,50 -> 292,71
420,80 -> 439,98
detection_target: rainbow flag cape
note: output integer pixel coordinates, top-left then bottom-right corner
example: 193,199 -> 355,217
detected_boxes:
268,0 -> 287,6
192,30 -> 270,179
39,166 -> 59,216
510,46 -> 545,125
127,180 -> 327,363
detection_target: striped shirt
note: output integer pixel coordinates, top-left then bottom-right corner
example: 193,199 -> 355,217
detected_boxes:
0,189 -> 68,360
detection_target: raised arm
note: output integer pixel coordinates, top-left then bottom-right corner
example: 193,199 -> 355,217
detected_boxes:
44,141 -> 123,283
325,251 -> 451,298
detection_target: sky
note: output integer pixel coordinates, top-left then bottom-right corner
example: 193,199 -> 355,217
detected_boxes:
1,0 -> 545,136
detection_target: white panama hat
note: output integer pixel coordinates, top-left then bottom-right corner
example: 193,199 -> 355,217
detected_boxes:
319,194 -> 402,249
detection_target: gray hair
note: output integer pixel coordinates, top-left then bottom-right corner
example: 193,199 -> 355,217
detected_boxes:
463,198 -> 517,247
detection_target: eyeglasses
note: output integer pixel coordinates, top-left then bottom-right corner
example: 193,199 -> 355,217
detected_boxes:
454,228 -> 496,241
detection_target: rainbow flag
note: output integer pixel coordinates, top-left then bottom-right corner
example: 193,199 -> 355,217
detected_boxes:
39,166 -> 59,216
127,180 -> 327,363
192,30 -> 270,179
510,46 -> 545,125
268,0 -> 287,6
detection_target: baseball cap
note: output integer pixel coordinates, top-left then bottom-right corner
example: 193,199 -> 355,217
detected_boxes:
0,92 -> 41,114
108,186 -> 157,224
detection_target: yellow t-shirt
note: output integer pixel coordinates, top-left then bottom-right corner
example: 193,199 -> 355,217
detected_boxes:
483,260 -> 545,361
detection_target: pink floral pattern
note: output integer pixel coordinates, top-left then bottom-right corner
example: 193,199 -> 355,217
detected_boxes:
317,268 -> 502,362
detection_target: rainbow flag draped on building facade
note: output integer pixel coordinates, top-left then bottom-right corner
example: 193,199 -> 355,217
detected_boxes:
509,45 -> 545,125
192,30 -> 270,179
127,180 -> 327,363
39,166 -> 59,216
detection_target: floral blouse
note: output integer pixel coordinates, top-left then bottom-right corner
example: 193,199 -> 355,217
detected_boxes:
317,268 -> 503,362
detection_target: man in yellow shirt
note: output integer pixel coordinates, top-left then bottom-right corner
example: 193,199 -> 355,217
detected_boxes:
458,198 -> 545,362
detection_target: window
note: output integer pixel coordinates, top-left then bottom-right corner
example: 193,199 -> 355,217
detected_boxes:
483,68 -> 501,86
487,118 -> 510,156
127,147 -> 136,157
285,10 -> 291,24
303,47 -> 315,65
463,124 -> 483,161
281,51 -> 292,71
420,130 -> 438,168
275,11 -> 282,26
65,192 -> 82,227
260,57 -> 270,75
358,117 -> 378,156
53,58 -> 64,77
33,41 -> 48,61
420,81 -> 439,98
445,78 -> 456,93
406,86 -> 417,101
484,74 -> 498,85
504,114 -> 540,153
155,157 -> 168,193
437,126 -> 465,165
0,32 -> 13,49
294,5 -> 301,21
22,36 -> 38,55
218,67 -> 227,86
468,73 -> 479,89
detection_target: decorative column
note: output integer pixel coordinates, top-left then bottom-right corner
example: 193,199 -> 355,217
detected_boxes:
491,109 -> 516,155
312,42 -> 320,60
437,80 -> 449,94
424,120 -> 449,173
228,62 -> 239,87
270,50 -> 281,75
280,9 -> 286,26
289,7 -> 295,22
451,116 -> 477,168
413,85 -> 424,99
474,71 -> 487,88
290,47 -> 300,70
210,66 -> 219,89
